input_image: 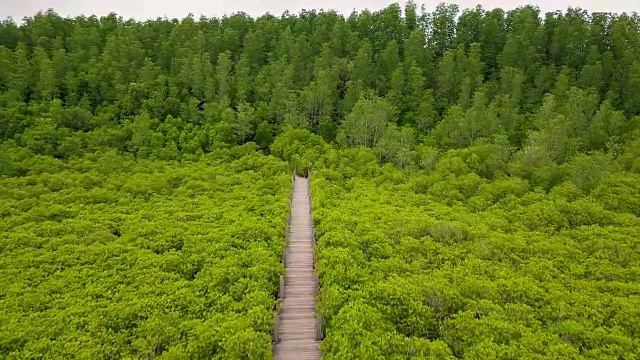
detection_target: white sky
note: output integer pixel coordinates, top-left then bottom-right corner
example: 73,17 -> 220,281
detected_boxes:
0,0 -> 637,21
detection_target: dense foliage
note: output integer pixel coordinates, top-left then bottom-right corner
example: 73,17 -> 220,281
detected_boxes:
2,2 -> 640,359
1,3 -> 640,162
0,150 -> 291,359
309,144 -> 640,359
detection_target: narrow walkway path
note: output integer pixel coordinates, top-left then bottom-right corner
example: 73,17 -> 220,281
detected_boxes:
274,175 -> 321,360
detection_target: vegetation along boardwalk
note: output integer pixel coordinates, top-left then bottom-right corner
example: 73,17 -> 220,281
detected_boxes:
273,175 -> 321,360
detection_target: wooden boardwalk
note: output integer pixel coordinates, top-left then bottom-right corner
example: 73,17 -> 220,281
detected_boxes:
273,175 -> 321,360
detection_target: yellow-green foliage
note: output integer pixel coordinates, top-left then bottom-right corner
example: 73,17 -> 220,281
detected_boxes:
312,150 -> 640,359
0,151 -> 290,359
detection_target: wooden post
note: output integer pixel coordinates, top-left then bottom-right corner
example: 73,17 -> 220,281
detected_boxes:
279,275 -> 285,299
273,314 -> 281,343
316,313 -> 324,341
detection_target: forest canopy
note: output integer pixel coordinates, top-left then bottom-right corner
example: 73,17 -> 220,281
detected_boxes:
1,2 -> 640,359
1,2 -> 640,162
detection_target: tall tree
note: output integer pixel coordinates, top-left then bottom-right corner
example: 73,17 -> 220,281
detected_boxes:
215,51 -> 233,105
32,46 -> 57,101
7,44 -> 32,102
339,95 -> 394,148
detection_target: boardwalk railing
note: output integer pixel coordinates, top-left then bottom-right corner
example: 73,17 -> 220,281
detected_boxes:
272,168 -> 296,344
308,169 -> 324,341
